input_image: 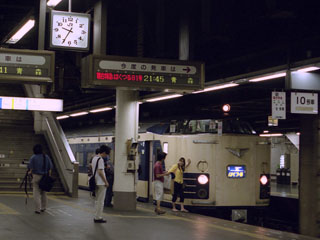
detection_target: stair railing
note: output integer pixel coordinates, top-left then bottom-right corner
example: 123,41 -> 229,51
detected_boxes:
24,84 -> 78,197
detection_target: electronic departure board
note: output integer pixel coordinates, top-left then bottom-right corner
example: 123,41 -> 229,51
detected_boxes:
0,49 -> 55,84
81,55 -> 204,91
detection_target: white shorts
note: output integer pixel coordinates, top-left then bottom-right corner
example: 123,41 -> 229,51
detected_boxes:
154,180 -> 164,201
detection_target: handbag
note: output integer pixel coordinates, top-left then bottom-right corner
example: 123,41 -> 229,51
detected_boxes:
39,154 -> 55,192
89,157 -> 101,193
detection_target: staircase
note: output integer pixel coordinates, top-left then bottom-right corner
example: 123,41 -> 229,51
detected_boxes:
0,83 -> 65,194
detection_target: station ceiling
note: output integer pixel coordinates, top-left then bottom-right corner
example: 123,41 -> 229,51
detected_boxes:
1,0 -> 320,134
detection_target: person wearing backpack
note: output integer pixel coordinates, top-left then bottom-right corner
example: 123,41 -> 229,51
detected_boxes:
91,145 -> 110,223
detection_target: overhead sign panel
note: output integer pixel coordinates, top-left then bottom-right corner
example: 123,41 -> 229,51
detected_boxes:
81,55 -> 204,90
0,96 -> 63,112
272,91 -> 286,119
0,49 -> 55,84
291,92 -> 318,114
288,72 -> 320,91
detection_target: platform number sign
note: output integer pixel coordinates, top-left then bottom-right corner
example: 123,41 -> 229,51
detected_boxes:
291,92 -> 318,114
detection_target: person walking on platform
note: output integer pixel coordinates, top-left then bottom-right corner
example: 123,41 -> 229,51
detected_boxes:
28,144 -> 53,214
153,151 -> 170,215
168,157 -> 191,212
104,155 -> 114,207
91,145 -> 110,223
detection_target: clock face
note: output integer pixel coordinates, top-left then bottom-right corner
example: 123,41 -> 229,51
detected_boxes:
50,11 -> 90,51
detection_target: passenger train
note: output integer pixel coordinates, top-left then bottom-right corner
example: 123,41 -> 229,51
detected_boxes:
67,119 -> 270,220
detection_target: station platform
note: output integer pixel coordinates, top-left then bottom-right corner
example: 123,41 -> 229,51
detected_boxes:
0,190 -> 316,240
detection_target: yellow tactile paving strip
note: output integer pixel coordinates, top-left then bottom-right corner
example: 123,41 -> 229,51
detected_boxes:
0,202 -> 19,215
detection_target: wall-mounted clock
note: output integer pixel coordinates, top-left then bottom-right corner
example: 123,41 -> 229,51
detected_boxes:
50,10 -> 90,51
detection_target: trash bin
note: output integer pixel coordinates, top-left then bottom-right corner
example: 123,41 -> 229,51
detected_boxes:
276,168 -> 282,184
284,168 -> 291,185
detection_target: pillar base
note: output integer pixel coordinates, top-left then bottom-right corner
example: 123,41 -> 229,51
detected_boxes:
113,191 -> 136,211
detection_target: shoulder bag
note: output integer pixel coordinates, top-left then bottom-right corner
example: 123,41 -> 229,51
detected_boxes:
89,157 -> 101,193
39,154 -> 55,192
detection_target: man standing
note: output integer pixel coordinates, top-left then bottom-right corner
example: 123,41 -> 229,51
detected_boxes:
153,151 -> 170,214
91,145 -> 110,223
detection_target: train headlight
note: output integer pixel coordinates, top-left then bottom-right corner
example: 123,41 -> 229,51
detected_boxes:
260,175 -> 268,185
198,174 -> 209,184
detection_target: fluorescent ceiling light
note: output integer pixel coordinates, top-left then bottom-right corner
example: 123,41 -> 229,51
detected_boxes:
192,83 -> 239,94
249,72 -> 286,82
56,115 -> 69,120
70,111 -> 88,117
89,107 -> 112,113
6,19 -> 35,44
145,94 -> 183,102
296,66 -> 320,73
47,0 -> 63,7
259,133 -> 283,137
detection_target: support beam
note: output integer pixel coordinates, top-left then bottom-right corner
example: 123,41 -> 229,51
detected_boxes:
113,89 -> 139,210
93,1 -> 107,55
299,115 -> 320,237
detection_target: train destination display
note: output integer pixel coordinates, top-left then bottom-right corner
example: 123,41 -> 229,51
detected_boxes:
0,49 -> 55,84
82,55 -> 204,90
227,165 -> 246,178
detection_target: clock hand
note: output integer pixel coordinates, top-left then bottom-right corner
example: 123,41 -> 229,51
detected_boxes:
62,27 -> 73,33
62,27 -> 73,43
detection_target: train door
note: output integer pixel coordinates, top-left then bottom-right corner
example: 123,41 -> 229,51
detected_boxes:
137,141 -> 150,202
137,140 -> 162,202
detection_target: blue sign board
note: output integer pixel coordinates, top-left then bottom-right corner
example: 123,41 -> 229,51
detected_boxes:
227,165 -> 246,178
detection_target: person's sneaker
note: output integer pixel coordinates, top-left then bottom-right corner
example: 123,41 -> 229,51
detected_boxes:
94,218 -> 107,223
40,209 -> 46,212
35,211 -> 40,214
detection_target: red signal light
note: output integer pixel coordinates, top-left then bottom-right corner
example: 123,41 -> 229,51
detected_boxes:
260,175 -> 268,185
222,104 -> 231,112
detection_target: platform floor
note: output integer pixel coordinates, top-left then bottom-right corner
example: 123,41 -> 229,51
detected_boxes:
271,182 -> 299,199
0,190 -> 316,240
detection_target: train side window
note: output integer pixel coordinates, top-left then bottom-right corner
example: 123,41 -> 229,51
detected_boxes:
87,152 -> 95,165
163,142 -> 168,154
76,152 -> 84,167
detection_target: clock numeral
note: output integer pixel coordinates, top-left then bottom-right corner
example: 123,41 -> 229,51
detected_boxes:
68,40 -> 72,46
81,30 -> 87,34
74,40 -> 78,45
68,17 -> 73,22
67,23 -> 73,27
57,22 -> 63,26
56,34 -> 61,39
62,17 -> 67,22
75,18 -> 79,24
79,24 -> 84,28
54,28 -> 59,32
78,36 -> 83,41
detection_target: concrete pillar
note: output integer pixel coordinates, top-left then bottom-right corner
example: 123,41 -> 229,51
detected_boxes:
299,115 -> 320,237
93,0 -> 107,55
179,6 -> 189,61
113,89 -> 139,210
